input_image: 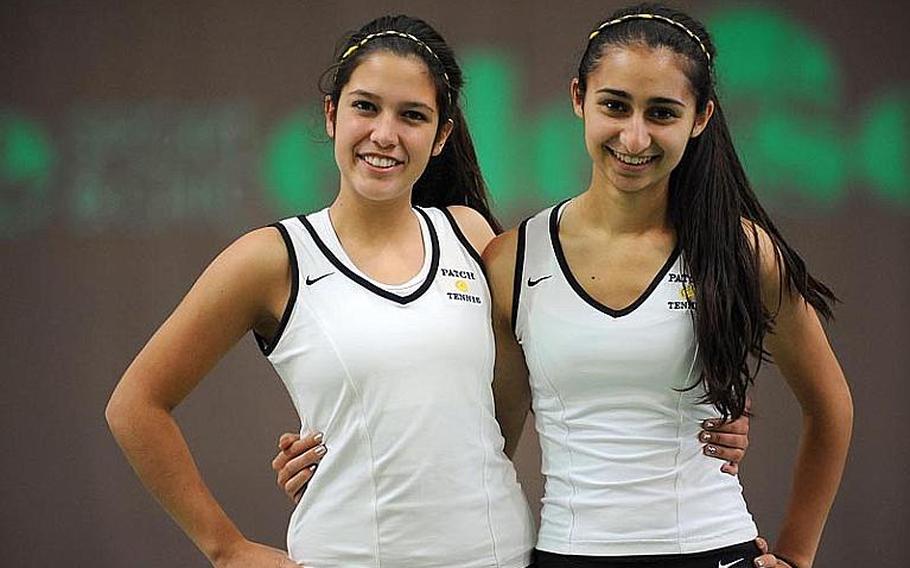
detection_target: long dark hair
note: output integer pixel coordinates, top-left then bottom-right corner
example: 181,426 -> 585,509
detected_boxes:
321,15 -> 501,232
576,3 -> 836,419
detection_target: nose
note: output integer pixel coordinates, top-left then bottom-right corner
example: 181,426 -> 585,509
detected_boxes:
619,114 -> 652,155
370,111 -> 398,148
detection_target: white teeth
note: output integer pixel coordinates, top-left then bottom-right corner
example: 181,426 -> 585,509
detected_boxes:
610,149 -> 656,165
361,154 -> 400,168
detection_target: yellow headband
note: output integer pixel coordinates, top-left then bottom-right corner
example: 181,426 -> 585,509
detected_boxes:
588,13 -> 711,64
340,30 -> 452,88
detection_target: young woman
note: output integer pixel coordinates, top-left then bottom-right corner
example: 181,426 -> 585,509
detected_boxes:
484,5 -> 850,568
106,15 -> 537,568
270,6 -> 822,568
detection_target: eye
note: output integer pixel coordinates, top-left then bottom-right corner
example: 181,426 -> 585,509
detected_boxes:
402,110 -> 429,122
649,107 -> 679,121
351,100 -> 377,113
598,99 -> 628,113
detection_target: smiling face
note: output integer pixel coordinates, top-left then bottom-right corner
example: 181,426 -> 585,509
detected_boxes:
572,44 -> 713,198
326,51 -> 452,204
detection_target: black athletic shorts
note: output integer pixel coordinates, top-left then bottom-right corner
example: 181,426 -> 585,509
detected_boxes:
534,540 -> 762,568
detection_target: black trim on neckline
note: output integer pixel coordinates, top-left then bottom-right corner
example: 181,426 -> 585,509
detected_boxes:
255,222 -> 299,356
296,208 -> 439,305
438,206 -> 489,283
549,201 -> 680,318
511,217 -> 530,337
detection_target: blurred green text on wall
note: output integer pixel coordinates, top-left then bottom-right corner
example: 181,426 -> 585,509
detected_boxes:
1,7 -> 907,238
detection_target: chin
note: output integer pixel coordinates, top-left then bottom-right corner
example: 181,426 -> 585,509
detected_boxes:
608,173 -> 661,195
351,181 -> 414,203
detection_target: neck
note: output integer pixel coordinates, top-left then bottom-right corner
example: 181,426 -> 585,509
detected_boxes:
328,190 -> 417,246
575,169 -> 671,237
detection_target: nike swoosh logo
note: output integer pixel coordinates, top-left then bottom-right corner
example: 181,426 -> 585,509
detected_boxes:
305,272 -> 334,286
718,558 -> 745,568
527,275 -> 553,287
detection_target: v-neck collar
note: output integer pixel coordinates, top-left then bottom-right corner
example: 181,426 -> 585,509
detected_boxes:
549,199 -> 680,318
298,207 -> 440,305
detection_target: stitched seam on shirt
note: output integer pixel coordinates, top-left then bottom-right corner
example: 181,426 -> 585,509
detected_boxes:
531,210 -> 579,552
674,340 -> 700,553
479,358 -> 501,566
471,222 -> 502,567
672,388 -> 685,554
303,302 -> 383,567
439,207 -> 503,566
532,344 -> 578,552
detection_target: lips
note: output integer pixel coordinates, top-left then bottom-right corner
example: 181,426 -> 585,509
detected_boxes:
606,147 -> 659,167
358,153 -> 404,170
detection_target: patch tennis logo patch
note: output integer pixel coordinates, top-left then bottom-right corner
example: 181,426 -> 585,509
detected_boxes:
668,274 -> 696,310
440,267 -> 482,304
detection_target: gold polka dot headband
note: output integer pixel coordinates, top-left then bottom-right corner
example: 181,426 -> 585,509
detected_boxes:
588,13 -> 711,64
340,30 -> 452,87
338,30 -> 453,107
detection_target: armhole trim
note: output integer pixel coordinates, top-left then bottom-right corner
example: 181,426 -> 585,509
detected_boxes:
440,206 -> 489,282
510,217 -> 530,337
255,222 -> 298,356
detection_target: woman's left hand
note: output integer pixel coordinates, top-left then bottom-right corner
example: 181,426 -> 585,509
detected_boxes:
699,401 -> 751,475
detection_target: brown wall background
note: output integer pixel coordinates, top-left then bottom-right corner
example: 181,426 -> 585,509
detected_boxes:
2,1 -> 908,566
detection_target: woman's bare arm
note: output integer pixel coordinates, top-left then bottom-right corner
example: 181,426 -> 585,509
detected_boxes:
483,229 -> 533,458
105,228 -> 299,567
753,227 -> 853,568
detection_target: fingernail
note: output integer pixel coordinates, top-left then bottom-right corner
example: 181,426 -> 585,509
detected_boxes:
754,560 -> 764,567
703,419 -> 716,429
309,464 -> 317,471
314,445 -> 327,456
313,432 -> 324,443
700,432 -> 711,442
705,445 -> 718,455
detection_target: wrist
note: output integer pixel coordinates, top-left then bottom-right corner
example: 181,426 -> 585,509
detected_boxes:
202,528 -> 246,566
774,550 -> 810,568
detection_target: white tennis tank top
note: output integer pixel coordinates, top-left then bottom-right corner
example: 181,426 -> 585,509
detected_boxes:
513,201 -> 757,556
258,206 -> 534,568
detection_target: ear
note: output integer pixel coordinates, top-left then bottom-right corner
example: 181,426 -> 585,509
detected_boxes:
324,95 -> 336,139
690,99 -> 715,138
570,78 -> 585,119
431,118 -> 455,157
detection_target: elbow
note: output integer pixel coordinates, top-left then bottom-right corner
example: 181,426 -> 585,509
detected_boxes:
105,375 -> 173,443
842,385 -> 855,438
834,377 -> 854,432
832,387 -> 854,456
105,380 -> 150,441
803,380 -> 854,443
105,386 -> 131,440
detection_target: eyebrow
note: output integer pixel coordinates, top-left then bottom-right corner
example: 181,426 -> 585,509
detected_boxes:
348,89 -> 436,113
596,88 -> 686,107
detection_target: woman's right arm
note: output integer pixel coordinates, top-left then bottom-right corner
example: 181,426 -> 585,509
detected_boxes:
105,227 -> 299,568
482,229 -> 533,459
